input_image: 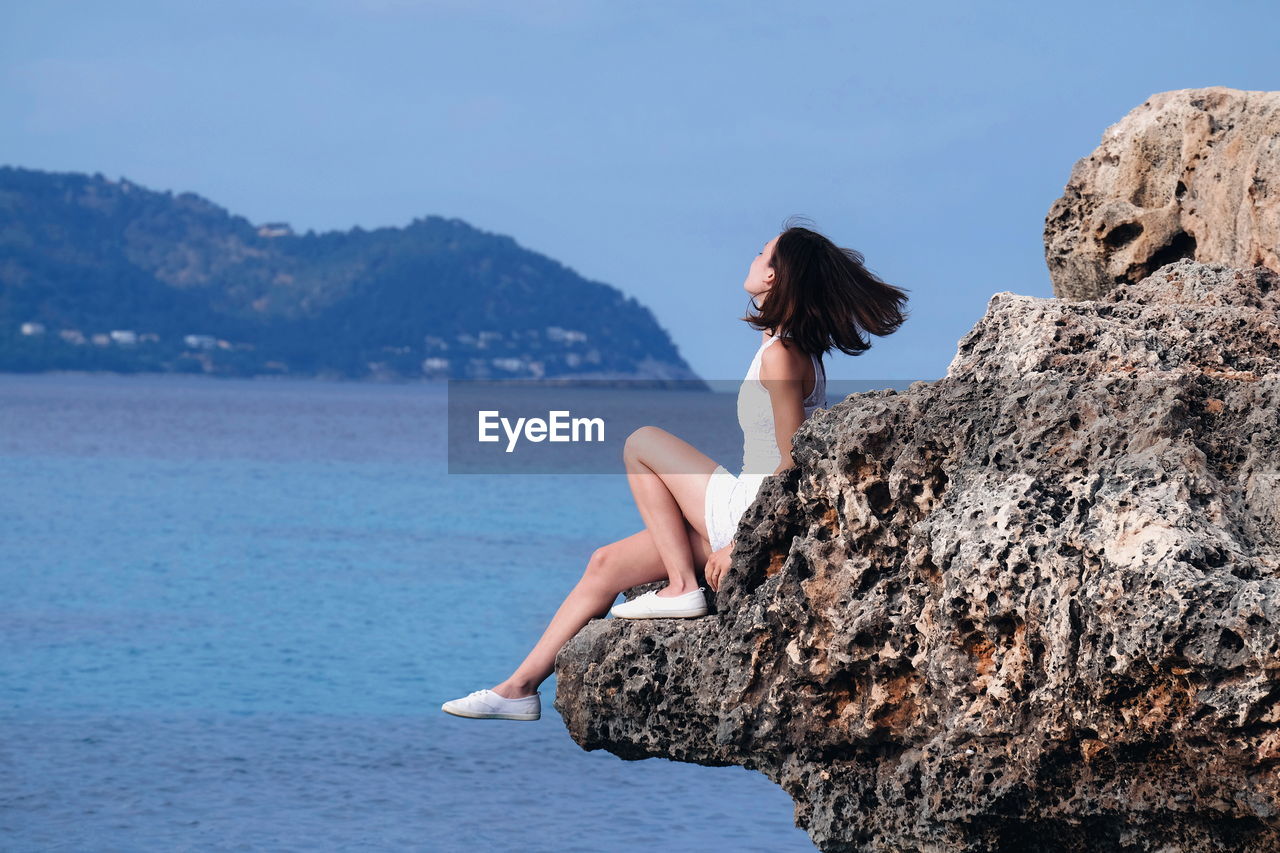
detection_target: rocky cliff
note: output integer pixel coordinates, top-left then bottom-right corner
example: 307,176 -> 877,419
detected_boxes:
554,258 -> 1280,852
1044,86 -> 1280,301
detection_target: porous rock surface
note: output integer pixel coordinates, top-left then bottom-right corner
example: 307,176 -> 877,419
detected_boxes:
1045,86 -> 1280,301
554,259 -> 1280,852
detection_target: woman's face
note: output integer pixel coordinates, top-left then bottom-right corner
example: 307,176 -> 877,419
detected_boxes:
743,234 -> 780,302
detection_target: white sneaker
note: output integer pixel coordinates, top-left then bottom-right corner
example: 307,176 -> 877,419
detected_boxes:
610,586 -> 708,619
441,688 -> 541,721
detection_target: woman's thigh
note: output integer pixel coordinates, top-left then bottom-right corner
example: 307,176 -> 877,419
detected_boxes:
586,524 -> 715,593
624,426 -> 722,542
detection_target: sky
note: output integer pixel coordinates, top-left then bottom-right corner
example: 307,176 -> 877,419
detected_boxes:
2,0 -> 1276,382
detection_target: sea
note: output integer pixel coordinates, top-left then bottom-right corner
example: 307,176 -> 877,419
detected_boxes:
0,372 -> 816,852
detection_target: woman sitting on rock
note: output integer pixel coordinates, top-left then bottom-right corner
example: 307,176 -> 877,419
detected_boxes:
443,216 -> 909,721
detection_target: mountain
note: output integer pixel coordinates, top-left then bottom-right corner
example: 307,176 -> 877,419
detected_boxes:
0,166 -> 700,382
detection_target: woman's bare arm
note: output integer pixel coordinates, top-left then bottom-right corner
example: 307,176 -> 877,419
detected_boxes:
701,338 -> 808,584
705,340 -> 812,589
758,339 -> 810,476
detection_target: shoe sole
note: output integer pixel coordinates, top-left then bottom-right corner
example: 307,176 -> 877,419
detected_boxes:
441,704 -> 539,721
611,608 -> 708,619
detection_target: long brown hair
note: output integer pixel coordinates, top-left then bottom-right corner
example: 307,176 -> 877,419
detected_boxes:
744,215 -> 909,356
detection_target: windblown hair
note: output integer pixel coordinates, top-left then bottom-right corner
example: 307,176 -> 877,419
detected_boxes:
744,215 -> 909,356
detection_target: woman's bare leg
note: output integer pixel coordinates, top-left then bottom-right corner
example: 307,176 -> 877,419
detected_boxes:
492,523 -> 713,699
622,426 -> 720,597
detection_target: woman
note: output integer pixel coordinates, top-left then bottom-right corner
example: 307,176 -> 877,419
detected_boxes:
442,217 -> 909,721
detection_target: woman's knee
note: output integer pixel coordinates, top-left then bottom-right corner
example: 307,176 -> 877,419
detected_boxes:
622,425 -> 667,463
581,544 -> 616,590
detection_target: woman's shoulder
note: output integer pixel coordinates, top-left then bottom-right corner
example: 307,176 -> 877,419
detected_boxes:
759,335 -> 813,380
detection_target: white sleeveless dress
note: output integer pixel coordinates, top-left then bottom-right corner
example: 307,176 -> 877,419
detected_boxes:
703,332 -> 827,552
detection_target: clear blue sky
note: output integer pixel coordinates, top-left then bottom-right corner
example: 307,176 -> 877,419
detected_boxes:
3,1 -> 1275,381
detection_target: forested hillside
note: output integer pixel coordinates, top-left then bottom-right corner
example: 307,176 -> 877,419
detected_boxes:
0,166 -> 698,381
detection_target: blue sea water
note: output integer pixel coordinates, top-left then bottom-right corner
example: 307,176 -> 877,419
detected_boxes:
0,373 -> 815,852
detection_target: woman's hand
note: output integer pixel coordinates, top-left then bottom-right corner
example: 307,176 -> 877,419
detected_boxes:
704,541 -> 734,592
